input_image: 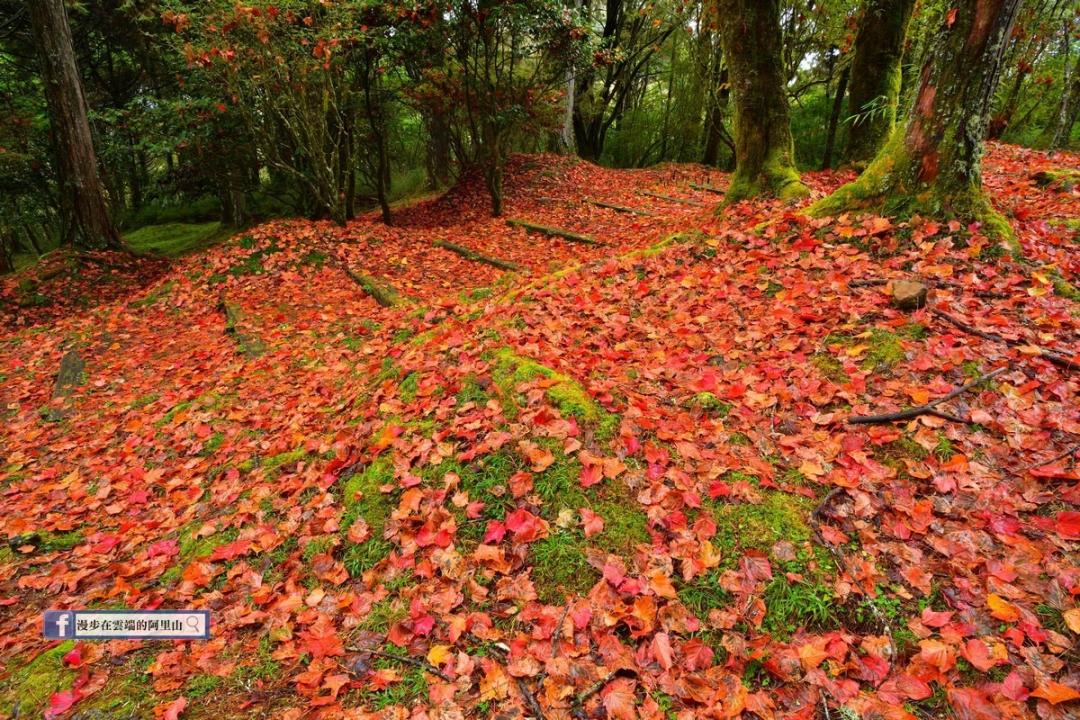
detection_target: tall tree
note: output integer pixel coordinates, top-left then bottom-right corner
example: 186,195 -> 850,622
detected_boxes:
843,0 -> 916,164
716,0 -> 807,203
28,0 -> 123,249
810,0 -> 1023,238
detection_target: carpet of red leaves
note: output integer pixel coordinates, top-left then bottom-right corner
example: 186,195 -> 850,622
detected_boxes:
0,144 -> 1077,719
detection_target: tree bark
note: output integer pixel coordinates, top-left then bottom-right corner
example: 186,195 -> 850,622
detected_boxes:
811,0 -> 1023,240
844,0 -> 916,165
715,0 -> 807,202
28,0 -> 124,251
822,65 -> 850,170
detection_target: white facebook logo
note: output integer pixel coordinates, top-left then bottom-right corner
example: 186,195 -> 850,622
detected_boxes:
43,611 -> 74,639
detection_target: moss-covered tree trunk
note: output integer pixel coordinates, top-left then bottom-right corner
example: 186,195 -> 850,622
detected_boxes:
810,0 -> 1023,238
843,0 -> 915,165
716,0 -> 807,203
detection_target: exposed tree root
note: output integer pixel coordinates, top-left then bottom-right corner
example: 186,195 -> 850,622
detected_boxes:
434,240 -> 521,271
506,219 -> 601,246
638,191 -> 706,208
217,290 -> 266,357
341,267 -> 401,307
586,199 -> 654,216
689,183 -> 725,195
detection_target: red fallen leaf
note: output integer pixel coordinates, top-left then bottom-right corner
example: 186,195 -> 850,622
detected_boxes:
299,618 -> 344,659
1055,511 -> 1080,539
1000,670 -> 1029,701
505,508 -> 548,543
570,605 -> 592,629
918,639 -> 955,672
62,644 -> 83,668
1030,680 -> 1080,705
894,674 -> 932,700
483,520 -> 506,543
346,518 -> 370,543
45,689 -> 80,720
961,637 -> 1001,672
818,523 -> 848,545
682,638 -> 713,671
580,508 -> 604,537
602,677 -> 638,720
947,687 -> 997,719
210,538 -> 251,562
579,460 -> 603,487
412,614 -> 435,636
163,696 -> 187,720
147,539 -> 179,559
921,607 -> 953,628
651,631 -> 674,670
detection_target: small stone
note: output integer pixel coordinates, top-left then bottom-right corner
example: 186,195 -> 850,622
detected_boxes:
892,280 -> 928,310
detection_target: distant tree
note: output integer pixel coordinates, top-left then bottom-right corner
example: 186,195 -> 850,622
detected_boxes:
843,0 -> 915,164
716,0 -> 808,202
811,0 -> 1023,239
28,0 -> 123,249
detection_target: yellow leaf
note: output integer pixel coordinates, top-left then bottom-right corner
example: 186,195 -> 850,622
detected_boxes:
1064,607 -> 1080,634
427,644 -> 452,666
908,388 -> 930,404
845,344 -> 869,358
987,593 -> 1020,622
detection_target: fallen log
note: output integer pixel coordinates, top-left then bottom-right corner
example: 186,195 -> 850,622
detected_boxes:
342,267 -> 400,307
506,219 -> 601,246
847,366 -> 1007,425
585,199 -> 653,216
638,191 -> 706,207
931,307 -> 1074,370
689,183 -> 725,195
434,240 -> 521,271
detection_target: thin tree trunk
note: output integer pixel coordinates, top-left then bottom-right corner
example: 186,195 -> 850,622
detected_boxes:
844,0 -> 916,165
822,65 -> 850,170
812,0 -> 1024,240
716,0 -> 807,202
1049,45 -> 1077,150
28,0 -> 124,251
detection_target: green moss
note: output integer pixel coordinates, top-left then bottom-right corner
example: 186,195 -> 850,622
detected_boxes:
0,641 -> 76,717
124,222 -> 227,257
455,375 -> 490,406
723,148 -> 809,205
131,280 -> 176,309
589,482 -> 650,557
260,447 -> 313,473
710,491 -> 813,566
688,392 -> 732,416
531,530 -> 597,604
186,674 -> 223,698
399,372 -> 420,403
491,349 -> 615,434
341,455 -> 396,576
199,431 -> 226,456
158,522 -> 241,586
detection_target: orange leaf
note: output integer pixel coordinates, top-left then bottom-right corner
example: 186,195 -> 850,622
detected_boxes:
986,593 -> 1020,622
1031,680 -> 1080,705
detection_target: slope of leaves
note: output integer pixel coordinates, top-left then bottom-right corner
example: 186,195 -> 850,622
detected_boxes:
0,145 -> 1077,720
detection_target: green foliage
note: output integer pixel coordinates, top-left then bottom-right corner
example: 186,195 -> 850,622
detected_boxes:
0,641 -> 76,717
531,529 -> 597,604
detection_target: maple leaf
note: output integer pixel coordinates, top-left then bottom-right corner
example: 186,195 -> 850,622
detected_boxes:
299,617 -> 344,659
1030,680 -> 1080,705
580,507 -> 604,537
651,632 -> 674,670
602,677 -> 638,720
504,508 -> 548,543
162,696 -> 187,720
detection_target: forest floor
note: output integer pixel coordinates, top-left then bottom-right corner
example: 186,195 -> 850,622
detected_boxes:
0,144 -> 1078,720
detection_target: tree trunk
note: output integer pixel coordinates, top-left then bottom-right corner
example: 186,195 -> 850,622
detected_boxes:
716,0 -> 807,203
426,111 -> 453,189
28,0 -> 124,251
811,0 -> 1023,240
1048,49 -> 1078,150
822,65 -> 851,170
844,0 -> 916,165
702,34 -> 729,166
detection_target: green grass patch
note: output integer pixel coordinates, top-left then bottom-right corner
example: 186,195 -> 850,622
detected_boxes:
125,222 -> 228,257
531,530 -> 597,604
687,392 -> 732,416
158,522 -> 241,587
709,491 -> 815,568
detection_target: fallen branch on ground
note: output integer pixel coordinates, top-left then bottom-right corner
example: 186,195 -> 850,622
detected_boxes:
847,366 -> 1007,425
586,199 -> 653,216
434,240 -> 521,271
689,182 -> 725,195
931,308 -> 1074,370
1019,443 -> 1080,473
638,191 -> 706,207
506,219 -> 601,246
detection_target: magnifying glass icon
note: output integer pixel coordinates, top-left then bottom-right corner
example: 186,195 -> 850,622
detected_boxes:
185,616 -> 201,634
